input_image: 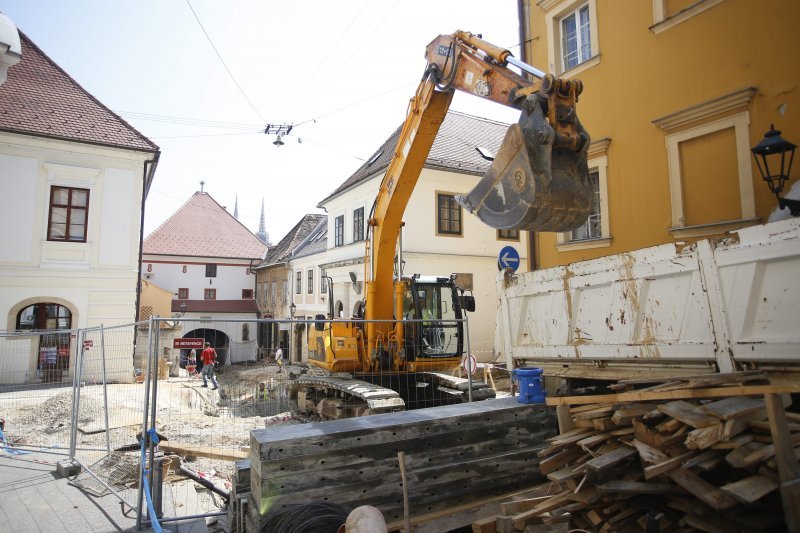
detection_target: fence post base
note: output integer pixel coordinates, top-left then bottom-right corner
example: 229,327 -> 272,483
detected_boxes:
56,459 -> 82,478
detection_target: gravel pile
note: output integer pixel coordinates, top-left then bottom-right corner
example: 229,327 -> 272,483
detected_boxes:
14,391 -> 102,433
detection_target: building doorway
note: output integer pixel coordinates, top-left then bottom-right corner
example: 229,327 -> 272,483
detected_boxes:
16,303 -> 72,383
183,328 -> 229,371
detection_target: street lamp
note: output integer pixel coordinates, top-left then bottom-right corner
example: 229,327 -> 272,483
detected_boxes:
751,124 -> 799,216
288,301 -> 296,364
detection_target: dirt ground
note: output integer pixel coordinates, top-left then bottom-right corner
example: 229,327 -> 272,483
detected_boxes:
0,360 -> 513,528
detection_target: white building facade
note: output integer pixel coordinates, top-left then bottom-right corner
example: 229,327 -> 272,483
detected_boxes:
0,27 -> 160,384
317,112 -> 529,361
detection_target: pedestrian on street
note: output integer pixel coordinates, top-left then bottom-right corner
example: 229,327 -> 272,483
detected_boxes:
200,342 -> 218,390
275,345 -> 284,373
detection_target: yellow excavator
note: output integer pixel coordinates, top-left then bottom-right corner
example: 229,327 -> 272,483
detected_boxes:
290,31 -> 592,420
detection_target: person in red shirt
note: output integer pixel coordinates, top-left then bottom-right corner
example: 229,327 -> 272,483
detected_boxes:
200,342 -> 218,390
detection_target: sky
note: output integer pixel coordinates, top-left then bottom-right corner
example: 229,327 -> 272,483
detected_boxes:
2,1 -> 524,243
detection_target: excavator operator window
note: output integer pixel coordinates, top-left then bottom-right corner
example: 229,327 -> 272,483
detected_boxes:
415,284 -> 459,357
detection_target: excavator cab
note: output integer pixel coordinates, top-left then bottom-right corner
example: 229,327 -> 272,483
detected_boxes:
402,275 -> 465,361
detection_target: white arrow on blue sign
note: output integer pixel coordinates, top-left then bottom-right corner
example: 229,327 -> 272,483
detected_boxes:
498,245 -> 520,272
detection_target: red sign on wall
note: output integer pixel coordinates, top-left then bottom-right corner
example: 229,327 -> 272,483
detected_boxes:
173,337 -> 204,349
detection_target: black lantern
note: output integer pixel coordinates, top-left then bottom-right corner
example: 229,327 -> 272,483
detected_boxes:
751,125 -> 799,216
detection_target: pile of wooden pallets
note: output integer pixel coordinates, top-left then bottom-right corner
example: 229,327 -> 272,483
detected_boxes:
475,373 -> 800,532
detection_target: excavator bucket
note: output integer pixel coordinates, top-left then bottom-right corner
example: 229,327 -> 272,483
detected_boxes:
456,93 -> 593,232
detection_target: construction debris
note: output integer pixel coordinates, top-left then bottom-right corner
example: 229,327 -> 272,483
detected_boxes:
474,373 -> 800,532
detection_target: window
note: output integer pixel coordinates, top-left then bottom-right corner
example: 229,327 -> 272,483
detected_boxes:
557,142 -> 612,251
242,289 -> 254,299
296,271 -> 302,294
320,268 -> 328,293
204,289 -> 216,300
568,170 -> 601,241
178,288 -> 189,300
353,207 -> 364,242
437,193 -> 462,236
271,282 -> 276,305
334,215 -> 344,246
17,303 -> 73,372
561,4 -> 591,71
497,229 -> 520,241
307,270 -> 314,294
48,186 -> 89,242
205,264 -> 217,277
282,281 -> 288,303
544,0 -> 599,76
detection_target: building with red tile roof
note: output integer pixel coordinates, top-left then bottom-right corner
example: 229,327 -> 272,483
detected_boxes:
141,191 -> 268,365
0,20 -> 160,384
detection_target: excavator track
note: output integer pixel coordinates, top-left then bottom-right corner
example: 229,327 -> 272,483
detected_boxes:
288,375 -> 405,421
288,372 -> 495,421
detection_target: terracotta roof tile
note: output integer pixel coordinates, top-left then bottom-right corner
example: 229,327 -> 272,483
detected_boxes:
0,31 -> 158,152
319,111 -> 508,205
144,192 -> 268,259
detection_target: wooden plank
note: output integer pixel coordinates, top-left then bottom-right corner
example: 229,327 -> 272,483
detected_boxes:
666,468 -> 738,511
498,496 -> 551,515
700,396 -> 765,420
610,404 -> 658,426
615,370 -> 765,386
720,474 -> 779,503
159,442 -> 249,461
545,426 -> 593,442
658,400 -> 720,429
538,447 -> 586,475
545,384 -> 800,406
632,419 -> 685,450
576,432 -> 613,449
683,449 -> 722,469
584,446 -> 637,477
685,424 -> 724,450
764,393 -> 800,533
750,420 -> 800,432
546,465 -> 584,484
511,492 -> 571,530
471,515 -> 496,533
592,417 -> 615,431
711,433 -> 754,450
643,451 -> 695,480
655,417 -> 683,433
596,480 -> 672,494
739,432 -> 800,467
632,439 -> 669,465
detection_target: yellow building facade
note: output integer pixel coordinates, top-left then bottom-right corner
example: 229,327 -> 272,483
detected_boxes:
520,0 -> 800,268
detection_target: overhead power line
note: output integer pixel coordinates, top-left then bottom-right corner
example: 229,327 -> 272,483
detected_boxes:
185,0 -> 266,123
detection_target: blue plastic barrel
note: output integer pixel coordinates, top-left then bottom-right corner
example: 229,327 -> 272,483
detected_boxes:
512,367 -> 545,404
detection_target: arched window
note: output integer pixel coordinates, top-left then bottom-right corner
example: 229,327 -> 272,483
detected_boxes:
16,303 -> 72,372
17,303 -> 72,331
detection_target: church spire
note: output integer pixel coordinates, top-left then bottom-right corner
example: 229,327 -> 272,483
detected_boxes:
233,195 -> 239,219
256,198 -> 268,244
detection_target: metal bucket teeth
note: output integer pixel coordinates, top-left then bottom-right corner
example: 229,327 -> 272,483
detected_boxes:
456,96 -> 593,232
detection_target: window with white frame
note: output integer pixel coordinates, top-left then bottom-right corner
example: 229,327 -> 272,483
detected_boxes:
282,281 -> 288,303
544,0 -> 599,76
307,269 -> 314,294
334,215 -> 344,246
320,268 -> 328,293
561,4 -> 591,71
295,271 -> 302,294
353,207 -> 364,242
557,145 -> 611,250
568,170 -> 601,241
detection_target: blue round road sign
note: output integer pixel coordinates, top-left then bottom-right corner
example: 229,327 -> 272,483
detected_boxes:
498,245 -> 520,272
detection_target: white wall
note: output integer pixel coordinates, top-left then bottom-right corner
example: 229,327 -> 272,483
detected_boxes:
316,166 -> 528,362
0,133 -> 152,384
142,255 -> 256,300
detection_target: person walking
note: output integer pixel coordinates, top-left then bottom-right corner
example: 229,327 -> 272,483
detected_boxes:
200,342 -> 218,390
275,345 -> 284,374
